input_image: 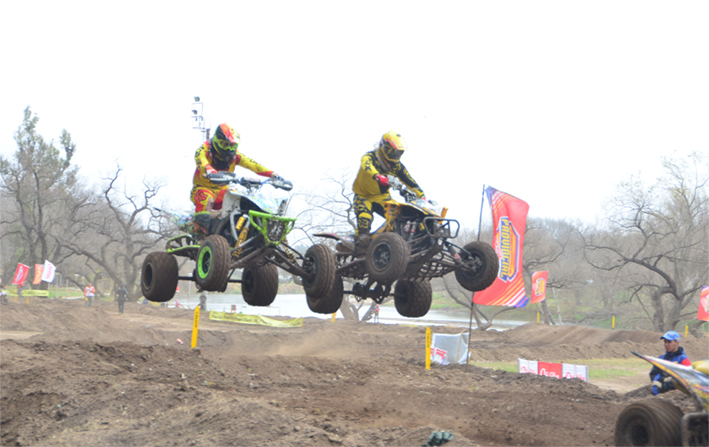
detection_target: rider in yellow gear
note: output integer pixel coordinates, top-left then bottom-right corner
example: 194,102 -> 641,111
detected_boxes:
352,131 -> 425,253
190,123 -> 283,233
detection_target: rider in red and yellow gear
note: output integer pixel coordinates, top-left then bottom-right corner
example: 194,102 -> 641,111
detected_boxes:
352,131 -> 425,252
190,123 -> 283,232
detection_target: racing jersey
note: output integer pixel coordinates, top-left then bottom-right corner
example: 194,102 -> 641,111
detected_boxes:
352,150 -> 424,202
192,141 -> 274,193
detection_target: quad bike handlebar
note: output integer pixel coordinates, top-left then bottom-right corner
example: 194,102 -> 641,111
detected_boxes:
386,175 -> 438,208
206,171 -> 293,191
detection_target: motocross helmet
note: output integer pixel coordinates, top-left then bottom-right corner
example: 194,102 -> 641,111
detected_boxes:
376,131 -> 407,170
210,123 -> 240,163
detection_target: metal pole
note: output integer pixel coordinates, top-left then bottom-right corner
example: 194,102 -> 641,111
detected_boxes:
466,184 -> 488,371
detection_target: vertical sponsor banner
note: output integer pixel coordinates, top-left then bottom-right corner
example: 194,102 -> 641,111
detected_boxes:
538,361 -> 562,378
562,363 -> 589,381
33,265 -> 44,285
518,358 -> 539,374
698,286 -> 709,322
473,186 -> 530,307
530,271 -> 548,304
12,264 -> 30,286
41,260 -> 56,283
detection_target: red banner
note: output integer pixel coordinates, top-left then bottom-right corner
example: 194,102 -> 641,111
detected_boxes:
12,263 -> 30,286
531,271 -> 548,304
538,361 -> 562,378
33,264 -> 44,285
698,286 -> 709,322
473,187 -> 530,307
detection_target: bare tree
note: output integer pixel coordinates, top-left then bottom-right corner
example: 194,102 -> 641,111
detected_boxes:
584,152 -> 709,332
0,107 -> 80,288
55,167 -> 168,299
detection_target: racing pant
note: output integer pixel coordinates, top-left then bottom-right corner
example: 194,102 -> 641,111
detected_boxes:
353,195 -> 386,236
190,186 -> 228,213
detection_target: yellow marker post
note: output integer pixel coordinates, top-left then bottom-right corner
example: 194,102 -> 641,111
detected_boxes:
26,296 -> 30,304
612,316 -> 616,329
536,311 -> 540,323
685,325 -> 688,338
425,327 -> 432,370
191,306 -> 200,349
331,312 -> 336,322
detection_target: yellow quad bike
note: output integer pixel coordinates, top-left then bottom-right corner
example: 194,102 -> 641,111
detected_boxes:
615,351 -> 708,447
313,176 -> 499,318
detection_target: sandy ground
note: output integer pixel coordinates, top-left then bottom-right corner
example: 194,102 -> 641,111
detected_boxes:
1,298 -> 707,446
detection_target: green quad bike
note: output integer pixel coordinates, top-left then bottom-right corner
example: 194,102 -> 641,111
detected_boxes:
141,172 -> 335,307
312,175 -> 499,318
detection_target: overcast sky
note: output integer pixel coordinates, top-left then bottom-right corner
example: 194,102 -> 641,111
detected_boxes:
1,1 -> 706,231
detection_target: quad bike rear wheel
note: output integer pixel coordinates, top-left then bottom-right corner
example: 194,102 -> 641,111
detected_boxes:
301,244 -> 336,299
366,233 -> 410,283
141,252 -> 179,302
242,264 -> 279,306
307,274 -> 343,314
455,241 -> 499,292
614,399 -> 683,446
394,280 -> 432,318
195,235 -> 232,292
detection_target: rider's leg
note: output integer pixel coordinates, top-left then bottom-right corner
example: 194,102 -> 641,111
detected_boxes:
191,188 -> 218,235
354,195 -> 373,254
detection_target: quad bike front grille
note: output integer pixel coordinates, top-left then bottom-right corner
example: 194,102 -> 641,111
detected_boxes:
249,211 -> 296,246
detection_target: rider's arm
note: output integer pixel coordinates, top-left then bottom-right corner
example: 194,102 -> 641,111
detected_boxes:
391,161 -> 425,198
195,143 -> 216,175
236,154 -> 274,178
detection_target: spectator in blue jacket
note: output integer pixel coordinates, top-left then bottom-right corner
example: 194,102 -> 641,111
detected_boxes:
649,330 -> 691,395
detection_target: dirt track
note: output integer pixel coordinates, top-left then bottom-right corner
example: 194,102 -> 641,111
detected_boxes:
1,299 -> 706,446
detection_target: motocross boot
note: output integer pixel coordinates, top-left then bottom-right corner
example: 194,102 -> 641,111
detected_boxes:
193,212 -> 211,240
354,234 -> 371,256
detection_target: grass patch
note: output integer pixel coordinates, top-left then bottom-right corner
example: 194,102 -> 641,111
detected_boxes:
470,361 -> 518,372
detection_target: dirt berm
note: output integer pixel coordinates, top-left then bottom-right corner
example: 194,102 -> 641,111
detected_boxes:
1,299 -> 706,446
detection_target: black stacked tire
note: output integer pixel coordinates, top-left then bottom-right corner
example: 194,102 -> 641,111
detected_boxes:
141,252 -> 179,302
308,274 -> 343,314
365,233 -> 410,283
242,264 -> 279,306
394,280 -> 432,318
455,241 -> 499,292
302,244 -> 336,299
195,235 -> 231,292
615,399 -> 683,446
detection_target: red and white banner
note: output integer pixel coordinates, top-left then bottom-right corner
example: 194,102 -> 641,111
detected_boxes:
473,186 -> 530,307
12,263 -> 30,286
41,260 -> 56,283
698,286 -> 709,322
518,358 -> 588,382
530,271 -> 548,304
33,264 -> 44,285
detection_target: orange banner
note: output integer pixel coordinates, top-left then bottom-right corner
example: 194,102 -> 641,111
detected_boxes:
698,286 -> 709,322
33,265 -> 44,285
530,271 -> 548,304
473,187 -> 529,307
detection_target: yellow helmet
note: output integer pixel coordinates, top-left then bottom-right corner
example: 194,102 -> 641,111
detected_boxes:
377,131 -> 407,167
210,123 -> 240,162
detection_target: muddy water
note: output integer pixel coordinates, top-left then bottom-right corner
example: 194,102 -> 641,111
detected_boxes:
164,293 -> 527,330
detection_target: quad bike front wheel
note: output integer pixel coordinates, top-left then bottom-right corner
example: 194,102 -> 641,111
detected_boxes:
614,399 -> 683,446
365,232 -> 410,283
394,280 -> 432,318
307,273 -> 343,314
455,241 -> 499,292
301,244 -> 336,299
195,235 -> 231,292
141,252 -> 178,302
242,264 -> 279,306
